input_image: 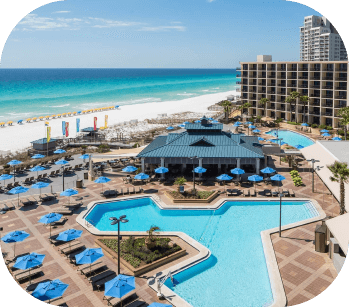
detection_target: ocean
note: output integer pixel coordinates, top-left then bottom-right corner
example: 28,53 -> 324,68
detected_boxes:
0,69 -> 238,121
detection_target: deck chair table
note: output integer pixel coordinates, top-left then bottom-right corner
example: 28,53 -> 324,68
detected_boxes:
243,189 -> 250,197
14,267 -> 42,283
106,290 -> 138,307
88,269 -> 114,284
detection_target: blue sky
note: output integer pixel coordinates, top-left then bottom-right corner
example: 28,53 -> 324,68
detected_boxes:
1,0 -> 321,68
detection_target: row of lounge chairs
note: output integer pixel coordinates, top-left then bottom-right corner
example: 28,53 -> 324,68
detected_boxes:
227,188 -> 296,197
100,187 -> 143,198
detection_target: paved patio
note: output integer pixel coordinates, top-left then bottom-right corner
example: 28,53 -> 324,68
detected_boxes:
0,138 -> 341,306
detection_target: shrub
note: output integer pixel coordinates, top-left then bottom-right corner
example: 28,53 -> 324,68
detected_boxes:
133,143 -> 139,148
174,176 -> 187,186
338,129 -> 345,136
293,177 -> 303,187
290,170 -> 299,178
311,124 -> 318,128
319,124 -> 327,129
326,126 -> 333,130
97,144 -> 110,153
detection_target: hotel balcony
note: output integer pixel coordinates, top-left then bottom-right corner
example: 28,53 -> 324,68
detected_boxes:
236,67 -> 241,71
323,76 -> 334,80
336,77 -> 347,81
236,74 -> 241,78
310,67 -> 321,71
298,84 -> 308,88
336,86 -> 347,90
236,81 -> 241,85
336,95 -> 347,99
337,67 -> 348,72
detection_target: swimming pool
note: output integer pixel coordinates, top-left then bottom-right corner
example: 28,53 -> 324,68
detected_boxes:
85,198 -> 319,307
265,129 -> 314,148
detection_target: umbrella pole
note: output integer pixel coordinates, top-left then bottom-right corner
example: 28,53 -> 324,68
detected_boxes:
18,194 -> 19,208
28,267 -> 31,286
50,223 -> 52,238
14,242 -> 16,258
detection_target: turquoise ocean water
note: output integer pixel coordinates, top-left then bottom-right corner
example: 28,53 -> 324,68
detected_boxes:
0,69 -> 238,121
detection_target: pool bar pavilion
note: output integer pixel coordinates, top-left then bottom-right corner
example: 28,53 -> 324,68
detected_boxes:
137,117 -> 266,176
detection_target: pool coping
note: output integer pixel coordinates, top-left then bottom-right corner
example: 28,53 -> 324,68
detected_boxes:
264,128 -> 317,144
76,195 -> 326,307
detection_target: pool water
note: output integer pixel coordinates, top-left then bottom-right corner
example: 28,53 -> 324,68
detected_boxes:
86,198 -> 319,307
265,129 -> 314,148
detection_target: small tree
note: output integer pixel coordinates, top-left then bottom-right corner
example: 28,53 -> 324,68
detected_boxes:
259,97 -> 269,116
299,95 -> 309,123
174,176 -> 187,191
239,102 -> 251,115
286,91 -> 300,123
146,226 -> 160,249
328,161 -> 349,215
337,106 -> 349,140
221,100 -> 232,124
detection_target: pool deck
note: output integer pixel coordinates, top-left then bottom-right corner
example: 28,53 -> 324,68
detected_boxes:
0,148 -> 340,307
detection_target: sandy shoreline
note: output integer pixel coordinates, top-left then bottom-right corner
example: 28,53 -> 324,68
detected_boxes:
0,90 -> 236,153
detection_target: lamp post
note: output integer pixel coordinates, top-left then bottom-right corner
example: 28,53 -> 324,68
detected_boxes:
306,158 -> 320,193
189,156 -> 198,194
109,215 -> 129,275
279,193 -> 284,237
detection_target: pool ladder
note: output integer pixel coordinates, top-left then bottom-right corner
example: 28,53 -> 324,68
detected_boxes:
198,211 -> 215,244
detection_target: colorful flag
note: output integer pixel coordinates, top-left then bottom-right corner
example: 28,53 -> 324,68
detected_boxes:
65,122 -> 69,137
76,118 -> 80,132
105,115 -> 108,129
62,121 -> 66,136
47,127 -> 51,143
94,117 -> 97,131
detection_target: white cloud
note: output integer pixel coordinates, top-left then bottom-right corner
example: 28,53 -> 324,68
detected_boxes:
138,25 -> 186,32
207,0 -> 216,2
53,11 -> 71,14
88,17 -> 143,28
18,14 -> 70,30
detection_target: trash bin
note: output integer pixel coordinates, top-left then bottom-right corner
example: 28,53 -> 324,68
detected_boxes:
315,224 -> 327,253
76,179 -> 83,188
84,172 -> 88,180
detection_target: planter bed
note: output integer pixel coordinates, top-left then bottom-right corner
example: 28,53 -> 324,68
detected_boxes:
96,236 -> 186,276
165,190 -> 219,203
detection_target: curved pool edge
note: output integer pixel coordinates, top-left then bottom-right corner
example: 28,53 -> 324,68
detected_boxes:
264,128 -> 317,144
76,195 -> 326,307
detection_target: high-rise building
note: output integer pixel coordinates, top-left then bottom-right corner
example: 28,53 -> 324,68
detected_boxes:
238,55 -> 348,128
300,15 -> 347,61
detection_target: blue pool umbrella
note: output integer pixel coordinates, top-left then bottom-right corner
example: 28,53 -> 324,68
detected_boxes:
8,186 -> 29,207
7,160 -> 22,166
194,120 -> 201,123
194,167 -> 207,174
122,165 -> 138,173
31,154 -> 45,159
148,304 -> 172,307
0,173 -> 13,186
77,111 -> 82,114
322,133 -> 331,137
55,159 -> 69,165
252,129 -> 260,133
235,121 -> 242,125
270,174 -> 286,192
320,129 -> 329,133
155,167 -> 169,174
13,252 -> 45,285
95,176 -> 111,193
183,121 -> 191,124
208,117 -> 214,121
294,144 -> 305,149
56,229 -> 83,252
233,123 -> 240,127
2,230 -> 30,257
54,149 -> 66,154
30,165 -> 46,178
166,126 -> 174,130
230,168 -> 245,175
248,125 -> 256,129
104,275 -> 135,299
245,121 -> 253,125
212,120 -> 219,123
177,124 -> 185,128
32,279 -> 69,303
258,137 -> 265,141
75,248 -> 104,275
332,137 -> 342,141
79,154 -> 90,160
134,173 -> 149,180
31,182 -> 50,197
248,174 -> 263,191
261,167 -> 276,174
301,123 -> 309,126
60,188 -> 78,205
216,174 -> 232,192
39,212 -> 63,237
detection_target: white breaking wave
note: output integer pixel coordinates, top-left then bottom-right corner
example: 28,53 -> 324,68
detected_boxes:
44,104 -> 71,108
177,92 -> 195,96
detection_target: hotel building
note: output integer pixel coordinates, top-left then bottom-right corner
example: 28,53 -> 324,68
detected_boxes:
300,15 -> 347,61
238,55 -> 348,128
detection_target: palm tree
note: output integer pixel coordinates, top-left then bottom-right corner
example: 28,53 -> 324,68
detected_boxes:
259,97 -> 269,117
328,161 -> 349,215
221,100 -> 232,124
239,102 -> 251,116
285,91 -> 300,123
337,106 -> 349,140
299,95 -> 309,123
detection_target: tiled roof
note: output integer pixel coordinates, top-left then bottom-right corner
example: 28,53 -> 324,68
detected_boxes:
31,138 -> 57,144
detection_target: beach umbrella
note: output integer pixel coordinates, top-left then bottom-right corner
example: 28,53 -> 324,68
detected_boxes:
235,121 -> 242,125
115,105 -> 119,108
134,173 -> 149,180
30,165 -> 46,178
245,121 -> 253,125
258,137 -> 265,141
301,123 -> 309,127
79,154 -> 90,163
248,174 -> 263,191
17,120 -> 23,124
216,174 -> 232,192
0,174 -> 13,186
39,212 -> 62,238
31,181 -> 50,197
104,275 -> 135,300
261,167 -> 276,174
55,159 -> 69,165
75,248 -> 104,275
252,129 -> 260,133
270,174 -> 286,192
248,125 -> 256,129
32,279 -> 69,303
60,188 -> 78,205
332,137 -> 342,141
154,167 -> 169,174
94,176 -> 111,193
177,124 -> 185,128
148,304 -> 172,307
13,252 -> 45,285
122,166 -> 138,173
294,144 -> 304,149
322,133 -> 331,137
194,120 -> 201,123
32,154 -> 45,159
7,160 -> 22,179
166,126 -> 174,130
320,129 -> 329,133
1,230 -> 30,257
230,167 -> 245,181
194,167 -> 206,173
54,149 -> 66,154
56,228 -> 83,253
8,186 -> 29,207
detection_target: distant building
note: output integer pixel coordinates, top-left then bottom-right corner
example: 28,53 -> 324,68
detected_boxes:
30,138 -> 58,155
300,15 -> 348,61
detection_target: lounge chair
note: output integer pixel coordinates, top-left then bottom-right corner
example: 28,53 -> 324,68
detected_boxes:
42,173 -> 48,180
45,193 -> 57,199
37,174 -> 43,181
264,189 -> 272,197
289,189 -> 295,197
51,217 -> 68,226
93,271 -> 117,291
20,198 -> 36,206
55,170 -> 60,176
14,182 -> 20,187
39,195 -> 53,202
282,188 -> 290,197
78,261 -> 105,277
22,178 -> 31,185
243,189 -> 250,197
59,241 -> 84,255
272,189 -> 279,197
6,183 -> 13,190
1,202 -> 15,212
88,269 -> 114,284
64,202 -> 83,210
54,207 -> 73,215
249,189 -> 256,197
29,176 -> 35,183
14,267 -> 42,283
106,290 -> 139,307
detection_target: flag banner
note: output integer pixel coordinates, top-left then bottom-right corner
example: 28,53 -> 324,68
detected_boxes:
47,127 -> 51,143
62,121 -> 66,136
105,115 -> 108,128
76,118 -> 80,132
94,117 -> 97,131
65,122 -> 69,137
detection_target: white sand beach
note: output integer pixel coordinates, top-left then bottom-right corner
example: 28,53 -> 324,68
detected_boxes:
0,90 -> 237,153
